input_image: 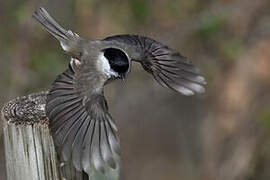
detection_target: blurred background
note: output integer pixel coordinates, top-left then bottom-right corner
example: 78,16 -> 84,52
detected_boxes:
1,0 -> 270,179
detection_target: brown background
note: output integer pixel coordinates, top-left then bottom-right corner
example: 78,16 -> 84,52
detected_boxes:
1,0 -> 270,179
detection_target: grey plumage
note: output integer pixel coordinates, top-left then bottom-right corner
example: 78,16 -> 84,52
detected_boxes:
46,67 -> 120,174
104,35 -> 206,95
33,7 -> 206,177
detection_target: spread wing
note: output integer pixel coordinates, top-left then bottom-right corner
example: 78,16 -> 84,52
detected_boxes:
104,35 -> 206,95
45,63 -> 120,175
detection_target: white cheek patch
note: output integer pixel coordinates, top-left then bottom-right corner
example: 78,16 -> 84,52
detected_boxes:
97,53 -> 118,77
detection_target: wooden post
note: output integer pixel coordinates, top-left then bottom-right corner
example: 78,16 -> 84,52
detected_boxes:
1,92 -> 86,180
1,92 -> 120,180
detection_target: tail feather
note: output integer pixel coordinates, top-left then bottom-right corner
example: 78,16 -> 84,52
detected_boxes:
33,7 -> 69,42
33,7 -> 81,57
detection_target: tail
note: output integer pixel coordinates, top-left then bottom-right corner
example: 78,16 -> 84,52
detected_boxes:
33,7 -> 81,57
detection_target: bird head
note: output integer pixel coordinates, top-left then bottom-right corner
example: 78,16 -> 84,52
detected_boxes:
102,48 -> 130,79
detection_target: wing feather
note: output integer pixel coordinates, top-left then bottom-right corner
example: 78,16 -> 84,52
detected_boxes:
71,116 -> 90,170
46,66 -> 120,175
100,121 -> 116,168
82,119 -> 95,174
61,111 -> 88,161
91,120 -> 105,173
104,35 -> 206,95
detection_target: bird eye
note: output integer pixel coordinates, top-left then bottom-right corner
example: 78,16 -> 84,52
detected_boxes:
103,48 -> 130,76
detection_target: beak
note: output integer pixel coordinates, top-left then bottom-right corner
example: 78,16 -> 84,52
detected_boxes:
120,73 -> 126,83
120,74 -> 125,79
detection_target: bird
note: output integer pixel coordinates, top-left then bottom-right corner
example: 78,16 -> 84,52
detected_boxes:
33,7 -> 206,176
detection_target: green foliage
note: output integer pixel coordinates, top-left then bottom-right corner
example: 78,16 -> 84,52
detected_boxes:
219,39 -> 245,61
31,51 -> 65,75
28,48 -> 66,91
12,2 -> 31,24
129,0 -> 150,23
257,108 -> 270,131
197,15 -> 226,39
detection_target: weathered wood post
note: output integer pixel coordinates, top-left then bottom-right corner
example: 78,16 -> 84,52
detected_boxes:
1,92 -> 86,180
1,92 -> 119,180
